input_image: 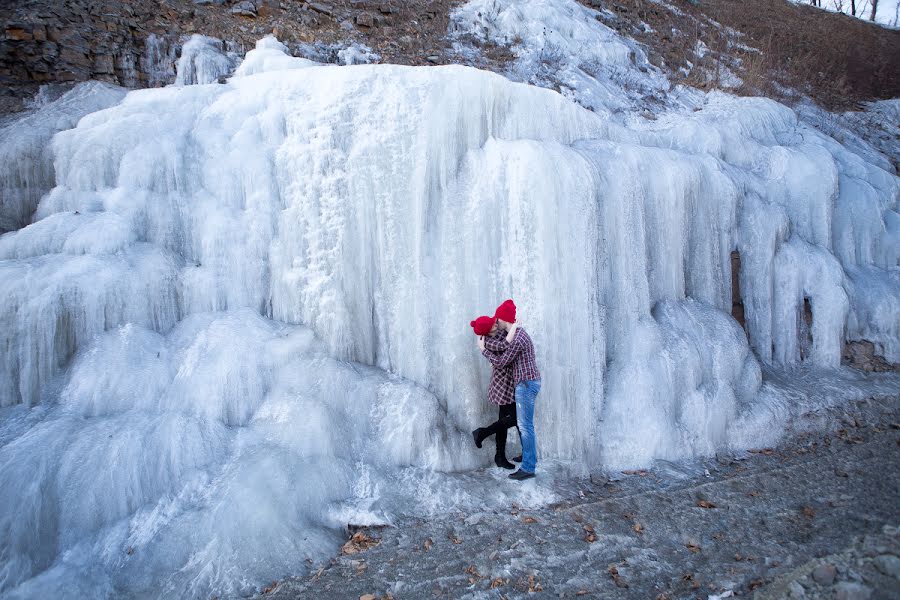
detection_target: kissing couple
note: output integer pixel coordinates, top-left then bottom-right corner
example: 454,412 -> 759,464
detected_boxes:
470,299 -> 542,481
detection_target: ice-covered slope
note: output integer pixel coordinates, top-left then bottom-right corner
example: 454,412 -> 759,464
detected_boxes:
0,12 -> 898,600
0,82 -> 127,233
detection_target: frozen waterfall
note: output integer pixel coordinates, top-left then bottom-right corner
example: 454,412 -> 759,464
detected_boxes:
0,34 -> 898,598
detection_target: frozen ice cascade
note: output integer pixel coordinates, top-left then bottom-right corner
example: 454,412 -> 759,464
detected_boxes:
1,26 -> 899,598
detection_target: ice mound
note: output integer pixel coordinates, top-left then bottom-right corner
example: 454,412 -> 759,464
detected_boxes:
0,310 -> 464,597
174,35 -> 238,86
0,82 -> 127,233
450,0 -> 670,112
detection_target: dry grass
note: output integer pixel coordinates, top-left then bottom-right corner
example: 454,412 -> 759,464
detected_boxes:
587,0 -> 900,110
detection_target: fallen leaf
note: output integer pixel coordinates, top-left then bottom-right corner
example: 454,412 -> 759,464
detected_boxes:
748,579 -> 764,590
125,546 -> 134,556
261,581 -> 278,594
622,469 -> 649,476
576,591 -> 589,596
622,512 -> 636,520
686,543 -> 701,553
360,595 -> 376,600
342,532 -> 380,555
490,577 -> 507,589
697,500 -> 717,509
522,516 -> 538,524
607,565 -> 628,588
734,553 -> 743,561
633,522 -> 644,535
748,490 -> 761,497
311,566 -> 325,581
802,506 -> 816,519
584,532 -> 596,543
449,535 -> 462,545
527,575 -> 543,592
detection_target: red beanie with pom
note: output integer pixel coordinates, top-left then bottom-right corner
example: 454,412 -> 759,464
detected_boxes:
470,316 -> 496,336
494,299 -> 516,323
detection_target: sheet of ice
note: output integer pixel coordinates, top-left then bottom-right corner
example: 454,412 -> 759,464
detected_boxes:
0,310 -> 475,597
449,0 -> 671,113
174,35 -> 238,86
141,33 -> 178,88
337,43 -> 380,66
0,82 -> 127,233
0,32 -> 898,599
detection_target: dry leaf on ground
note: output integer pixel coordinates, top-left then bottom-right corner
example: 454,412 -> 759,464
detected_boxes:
341,532 -> 380,555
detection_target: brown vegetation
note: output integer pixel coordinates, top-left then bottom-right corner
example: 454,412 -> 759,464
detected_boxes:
587,0 -> 900,109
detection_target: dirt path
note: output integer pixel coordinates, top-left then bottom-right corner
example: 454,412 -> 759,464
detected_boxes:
261,396 -> 900,599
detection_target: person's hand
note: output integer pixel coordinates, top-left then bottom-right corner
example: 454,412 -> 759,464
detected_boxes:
505,321 -> 519,343
477,335 -> 485,351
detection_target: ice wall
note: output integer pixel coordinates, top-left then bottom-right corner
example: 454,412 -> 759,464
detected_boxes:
174,35 -> 237,86
0,310 -> 465,597
0,33 -> 898,598
0,82 -> 126,233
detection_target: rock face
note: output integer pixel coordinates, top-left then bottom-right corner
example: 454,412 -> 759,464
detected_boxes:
0,0 -> 461,113
843,340 -> 900,372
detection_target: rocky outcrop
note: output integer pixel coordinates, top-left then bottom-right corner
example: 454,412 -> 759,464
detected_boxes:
0,0 -> 463,113
843,340 -> 900,373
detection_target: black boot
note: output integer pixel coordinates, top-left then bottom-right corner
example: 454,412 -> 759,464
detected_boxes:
511,454 -> 522,463
472,428 -> 487,449
495,454 -> 515,470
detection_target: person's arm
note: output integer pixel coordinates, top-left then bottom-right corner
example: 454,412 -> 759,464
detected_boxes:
482,331 -> 522,368
483,335 -> 509,353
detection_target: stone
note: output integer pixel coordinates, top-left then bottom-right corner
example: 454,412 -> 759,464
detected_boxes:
92,54 -> 116,74
193,0 -> 226,4
787,581 -> 806,599
5,28 -> 33,41
308,2 -> 334,16
340,20 -> 354,30
32,27 -> 47,42
356,12 -> 374,27
811,564 -> 836,586
833,582 -> 872,600
873,555 -> 900,579
231,1 -> 258,17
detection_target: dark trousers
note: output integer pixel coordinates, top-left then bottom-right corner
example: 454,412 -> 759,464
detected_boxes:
482,403 -> 519,458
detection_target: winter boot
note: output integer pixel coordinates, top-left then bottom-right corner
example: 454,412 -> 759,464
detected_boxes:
494,450 -> 515,470
472,428 -> 488,448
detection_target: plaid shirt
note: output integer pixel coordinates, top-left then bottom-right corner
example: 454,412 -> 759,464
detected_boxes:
483,333 -> 516,405
482,327 -> 541,387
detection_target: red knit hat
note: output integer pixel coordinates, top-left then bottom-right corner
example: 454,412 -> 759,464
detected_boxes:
494,299 -> 516,323
470,316 -> 496,336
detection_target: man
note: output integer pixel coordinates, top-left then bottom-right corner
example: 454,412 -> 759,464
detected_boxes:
470,315 -> 518,469
480,299 -> 541,481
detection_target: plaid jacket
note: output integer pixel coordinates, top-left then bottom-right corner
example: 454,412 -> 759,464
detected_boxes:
482,327 -> 541,387
483,333 -> 516,406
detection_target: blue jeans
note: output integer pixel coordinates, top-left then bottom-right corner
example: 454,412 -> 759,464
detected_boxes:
515,380 -> 541,473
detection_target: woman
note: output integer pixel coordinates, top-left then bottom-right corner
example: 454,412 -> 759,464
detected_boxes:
469,315 -> 519,469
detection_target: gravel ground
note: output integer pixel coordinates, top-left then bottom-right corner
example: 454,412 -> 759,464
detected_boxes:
259,395 -> 900,600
